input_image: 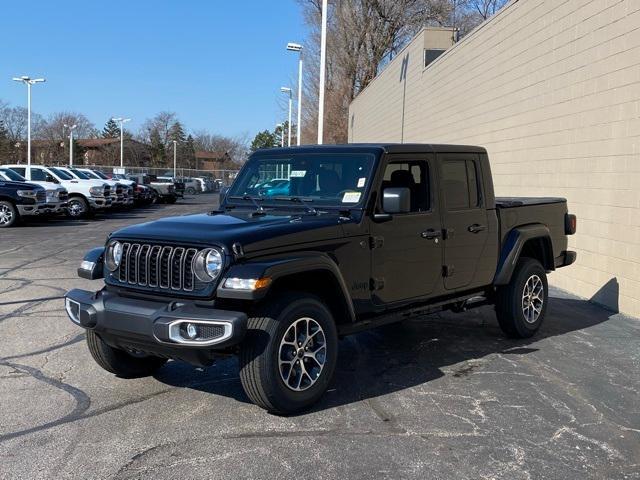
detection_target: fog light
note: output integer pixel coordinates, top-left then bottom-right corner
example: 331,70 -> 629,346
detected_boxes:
185,323 -> 198,339
65,298 -> 81,324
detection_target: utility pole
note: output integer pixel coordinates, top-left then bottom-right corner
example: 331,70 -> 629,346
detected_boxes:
317,0 -> 328,145
112,117 -> 131,168
64,124 -> 77,166
12,76 -> 46,166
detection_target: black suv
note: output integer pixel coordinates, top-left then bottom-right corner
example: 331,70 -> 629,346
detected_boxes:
65,144 -> 576,414
0,178 -> 47,227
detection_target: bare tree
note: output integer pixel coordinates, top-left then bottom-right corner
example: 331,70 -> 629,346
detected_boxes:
37,112 -> 97,142
138,111 -> 178,146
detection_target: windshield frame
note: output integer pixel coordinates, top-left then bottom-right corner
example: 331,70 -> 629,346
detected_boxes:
225,151 -> 379,210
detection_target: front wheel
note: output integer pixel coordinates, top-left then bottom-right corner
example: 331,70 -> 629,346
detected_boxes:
67,197 -> 89,219
239,293 -> 338,415
495,257 -> 548,338
86,330 -> 167,378
186,187 -> 196,195
0,201 -> 18,228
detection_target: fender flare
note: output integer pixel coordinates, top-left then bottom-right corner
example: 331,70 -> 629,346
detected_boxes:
494,224 -> 552,285
217,252 -> 356,323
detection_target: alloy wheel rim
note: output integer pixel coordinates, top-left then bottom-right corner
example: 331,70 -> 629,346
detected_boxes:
522,274 -> 544,324
69,200 -> 84,217
0,205 -> 13,225
278,317 -> 327,392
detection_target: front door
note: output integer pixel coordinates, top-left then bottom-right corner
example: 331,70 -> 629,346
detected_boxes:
439,154 -> 490,290
371,155 -> 443,306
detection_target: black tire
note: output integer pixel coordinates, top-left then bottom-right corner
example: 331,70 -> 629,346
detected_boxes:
67,196 -> 89,219
0,201 -> 19,228
239,293 -> 338,415
166,195 -> 177,204
495,257 -> 548,338
86,330 -> 167,378
186,187 -> 196,195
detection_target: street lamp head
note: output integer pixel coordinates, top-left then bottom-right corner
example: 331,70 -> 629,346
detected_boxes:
280,87 -> 292,95
286,43 -> 303,52
32,78 -> 45,83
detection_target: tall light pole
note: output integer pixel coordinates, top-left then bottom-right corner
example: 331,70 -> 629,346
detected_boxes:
64,124 -> 78,166
280,87 -> 293,147
12,76 -> 45,167
111,117 -> 131,168
172,140 -> 177,178
286,42 -> 303,146
317,0 -> 328,145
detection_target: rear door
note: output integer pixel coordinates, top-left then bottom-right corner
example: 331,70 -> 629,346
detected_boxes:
370,154 -> 443,305
439,154 -> 490,290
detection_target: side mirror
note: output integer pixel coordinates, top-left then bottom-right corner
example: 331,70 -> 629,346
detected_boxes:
382,187 -> 411,214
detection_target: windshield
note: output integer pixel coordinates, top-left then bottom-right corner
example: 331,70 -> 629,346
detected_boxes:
80,169 -> 100,179
92,170 -> 109,180
0,168 -> 26,182
227,153 -> 375,207
50,168 -> 74,180
69,168 -> 91,180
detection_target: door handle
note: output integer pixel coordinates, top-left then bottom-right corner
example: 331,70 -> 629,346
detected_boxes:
468,224 -> 486,233
421,229 -> 442,240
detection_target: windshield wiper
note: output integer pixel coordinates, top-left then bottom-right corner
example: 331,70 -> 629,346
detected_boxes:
272,196 -> 318,215
228,195 -> 266,216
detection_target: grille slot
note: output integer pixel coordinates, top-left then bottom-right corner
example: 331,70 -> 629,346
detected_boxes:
115,243 -> 201,293
36,190 -> 46,202
196,324 -> 225,340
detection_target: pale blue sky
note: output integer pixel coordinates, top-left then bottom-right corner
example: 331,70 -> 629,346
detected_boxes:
0,0 -> 307,138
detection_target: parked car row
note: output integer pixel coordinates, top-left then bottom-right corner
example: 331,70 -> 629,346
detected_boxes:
0,165 -> 187,228
160,172 -> 223,194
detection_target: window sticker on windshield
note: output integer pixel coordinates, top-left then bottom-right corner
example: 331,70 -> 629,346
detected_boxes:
290,170 -> 306,178
357,177 -> 366,188
342,191 -> 361,203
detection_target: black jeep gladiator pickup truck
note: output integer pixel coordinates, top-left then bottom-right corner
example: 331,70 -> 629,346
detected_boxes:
65,144 -> 576,414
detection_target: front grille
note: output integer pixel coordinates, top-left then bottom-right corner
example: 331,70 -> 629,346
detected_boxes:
104,185 -> 111,197
36,190 -> 46,203
116,243 -> 200,293
116,186 -> 123,195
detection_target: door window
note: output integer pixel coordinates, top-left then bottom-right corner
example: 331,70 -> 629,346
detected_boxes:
381,161 -> 430,212
11,167 -> 26,176
30,168 -> 48,181
441,159 -> 480,210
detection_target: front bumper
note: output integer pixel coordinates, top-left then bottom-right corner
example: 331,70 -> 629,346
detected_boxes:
17,203 -> 57,216
89,197 -> 112,209
64,289 -> 247,365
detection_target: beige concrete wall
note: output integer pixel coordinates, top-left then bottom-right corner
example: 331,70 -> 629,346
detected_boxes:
349,0 -> 640,317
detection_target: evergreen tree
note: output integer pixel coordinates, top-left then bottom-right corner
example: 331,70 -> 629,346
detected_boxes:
250,129 -> 279,152
168,121 -> 187,145
184,134 -> 196,169
102,118 -> 120,138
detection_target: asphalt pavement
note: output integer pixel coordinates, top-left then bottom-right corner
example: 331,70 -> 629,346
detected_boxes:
0,194 -> 638,479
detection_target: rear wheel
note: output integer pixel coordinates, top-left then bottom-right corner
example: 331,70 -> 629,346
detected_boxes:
239,293 -> 338,415
86,330 -> 167,378
0,201 -> 18,228
67,197 -> 89,219
186,187 -> 196,195
495,257 -> 548,338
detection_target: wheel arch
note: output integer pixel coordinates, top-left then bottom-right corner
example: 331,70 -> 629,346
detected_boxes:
217,253 -> 356,325
494,224 -> 554,286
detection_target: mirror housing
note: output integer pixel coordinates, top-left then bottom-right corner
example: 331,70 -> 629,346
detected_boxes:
382,187 -> 411,214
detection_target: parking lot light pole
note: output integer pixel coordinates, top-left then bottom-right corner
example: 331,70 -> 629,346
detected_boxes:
172,140 -> 177,178
280,87 -> 293,147
12,76 -> 45,167
112,117 -> 131,168
317,0 -> 328,145
286,42 -> 303,145
64,124 -> 77,166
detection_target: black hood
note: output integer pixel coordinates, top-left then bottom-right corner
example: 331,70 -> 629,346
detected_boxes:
0,181 -> 42,190
110,209 -> 346,252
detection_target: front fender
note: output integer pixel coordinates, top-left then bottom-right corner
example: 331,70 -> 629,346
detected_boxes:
217,252 -> 356,322
77,247 -> 105,280
494,224 -> 551,285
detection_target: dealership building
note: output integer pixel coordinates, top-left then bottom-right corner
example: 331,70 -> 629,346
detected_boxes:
349,0 -> 640,318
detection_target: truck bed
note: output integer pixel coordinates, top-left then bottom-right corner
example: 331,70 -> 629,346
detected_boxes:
495,197 -> 566,208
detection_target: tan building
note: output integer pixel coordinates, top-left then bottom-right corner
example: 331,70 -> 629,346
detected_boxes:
349,1 -> 640,317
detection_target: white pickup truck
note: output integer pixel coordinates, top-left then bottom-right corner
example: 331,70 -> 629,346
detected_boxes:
77,168 -> 135,209
3,164 -> 112,218
0,167 -> 69,215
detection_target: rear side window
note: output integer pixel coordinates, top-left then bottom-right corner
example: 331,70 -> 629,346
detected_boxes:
30,168 -> 47,181
11,167 -> 26,176
441,159 -> 481,210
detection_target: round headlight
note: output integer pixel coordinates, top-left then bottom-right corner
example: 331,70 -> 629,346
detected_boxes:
105,241 -> 123,271
193,248 -> 223,282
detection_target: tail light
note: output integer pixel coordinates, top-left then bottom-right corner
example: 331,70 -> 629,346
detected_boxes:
565,214 -> 576,235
